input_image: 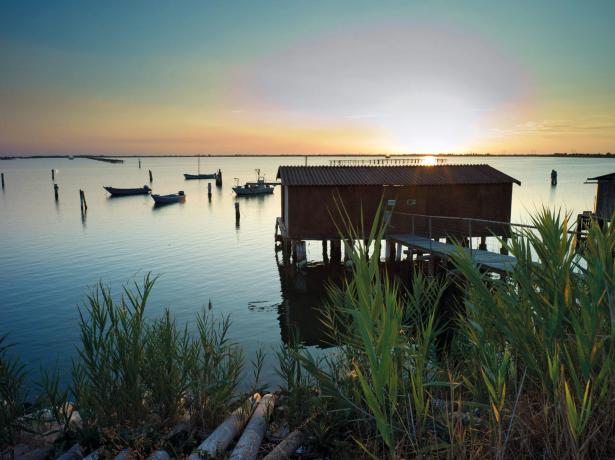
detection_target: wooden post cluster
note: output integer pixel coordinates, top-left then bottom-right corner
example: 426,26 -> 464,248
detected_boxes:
216,169 -> 223,186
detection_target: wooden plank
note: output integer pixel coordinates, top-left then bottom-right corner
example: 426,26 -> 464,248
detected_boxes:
388,234 -> 516,273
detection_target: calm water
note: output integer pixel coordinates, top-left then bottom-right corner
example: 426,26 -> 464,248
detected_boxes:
0,155 -> 612,386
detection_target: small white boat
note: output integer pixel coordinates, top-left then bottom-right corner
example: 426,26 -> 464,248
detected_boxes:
233,169 -> 276,196
152,191 -> 185,205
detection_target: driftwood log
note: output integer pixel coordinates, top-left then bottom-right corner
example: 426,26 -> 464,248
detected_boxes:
56,443 -> 83,460
229,394 -> 276,460
263,429 -> 305,460
189,394 -> 260,459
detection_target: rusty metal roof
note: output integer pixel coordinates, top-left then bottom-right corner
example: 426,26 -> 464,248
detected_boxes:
587,172 -> 615,181
277,165 -> 521,186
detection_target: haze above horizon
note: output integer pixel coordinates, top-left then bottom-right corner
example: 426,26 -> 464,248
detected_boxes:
1,1 -> 614,156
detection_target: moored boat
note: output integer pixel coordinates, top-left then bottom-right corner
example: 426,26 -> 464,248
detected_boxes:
183,156 -> 219,180
104,185 -> 151,196
152,191 -> 185,205
184,173 -> 217,180
233,169 -> 276,196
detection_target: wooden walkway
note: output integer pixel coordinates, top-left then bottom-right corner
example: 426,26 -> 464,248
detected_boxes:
388,234 -> 517,273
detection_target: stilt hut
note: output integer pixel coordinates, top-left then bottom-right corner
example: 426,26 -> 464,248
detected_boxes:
587,172 -> 615,220
276,165 -> 520,245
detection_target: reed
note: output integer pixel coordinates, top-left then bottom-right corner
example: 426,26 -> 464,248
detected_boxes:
291,207 -> 614,459
0,334 -> 30,445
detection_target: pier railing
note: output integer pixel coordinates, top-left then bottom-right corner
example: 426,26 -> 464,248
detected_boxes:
328,157 -> 447,166
386,211 -> 586,255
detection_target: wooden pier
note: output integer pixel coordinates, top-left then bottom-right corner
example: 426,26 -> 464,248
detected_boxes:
387,234 -> 516,274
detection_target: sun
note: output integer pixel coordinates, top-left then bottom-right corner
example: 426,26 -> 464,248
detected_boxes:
420,155 -> 438,166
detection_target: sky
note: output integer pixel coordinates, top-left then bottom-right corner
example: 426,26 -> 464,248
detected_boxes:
1,0 -> 614,155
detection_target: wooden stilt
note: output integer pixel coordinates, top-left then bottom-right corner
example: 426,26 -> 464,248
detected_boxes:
500,237 -> 509,255
294,241 -> 307,266
479,236 -> 487,250
330,239 -> 341,263
385,240 -> 395,262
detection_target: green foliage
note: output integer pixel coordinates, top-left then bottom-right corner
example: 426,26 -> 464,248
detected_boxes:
188,309 -> 243,428
72,274 -> 244,435
0,334 -> 29,446
452,209 -> 615,457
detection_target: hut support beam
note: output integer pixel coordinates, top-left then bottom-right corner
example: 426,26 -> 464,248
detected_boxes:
479,236 -> 487,250
330,240 -> 341,263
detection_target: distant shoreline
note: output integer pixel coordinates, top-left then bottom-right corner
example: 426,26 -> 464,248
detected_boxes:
1,152 -> 613,160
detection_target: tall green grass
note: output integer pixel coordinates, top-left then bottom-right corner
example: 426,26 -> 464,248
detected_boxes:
71,274 -> 244,442
290,208 -> 614,458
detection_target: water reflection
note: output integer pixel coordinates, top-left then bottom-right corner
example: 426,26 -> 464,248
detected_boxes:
276,256 -> 348,347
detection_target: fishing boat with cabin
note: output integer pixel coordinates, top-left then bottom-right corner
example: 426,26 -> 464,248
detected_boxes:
233,169 -> 277,196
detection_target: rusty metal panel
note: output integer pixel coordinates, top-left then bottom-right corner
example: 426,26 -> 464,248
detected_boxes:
284,183 -> 514,240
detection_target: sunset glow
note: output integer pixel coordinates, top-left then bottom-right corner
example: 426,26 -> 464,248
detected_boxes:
1,1 -> 614,155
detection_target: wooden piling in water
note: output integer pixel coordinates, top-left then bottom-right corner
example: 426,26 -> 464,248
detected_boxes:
208,182 -> 212,200
385,240 -> 395,262
138,159 -> 141,169
479,236 -> 487,250
235,202 -> 240,223
330,239 -> 341,263
500,237 -> 509,255
51,169 -> 55,181
79,190 -> 88,211
1,172 -> 4,189
149,169 -> 153,182
54,183 -> 59,200
292,241 -> 307,265
216,169 -> 223,186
